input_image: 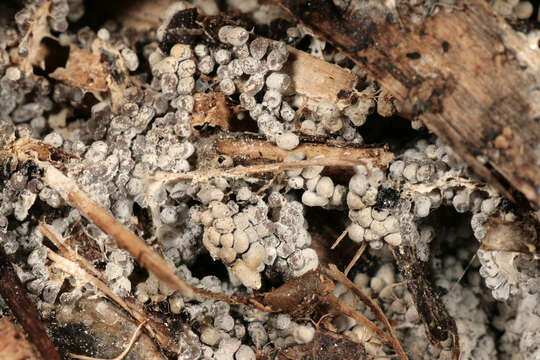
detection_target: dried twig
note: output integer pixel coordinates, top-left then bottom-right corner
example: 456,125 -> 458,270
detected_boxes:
216,138 -> 394,169
330,230 -> 348,250
150,157 -> 368,185
391,247 -> 459,360
324,265 -> 408,360
343,241 -> 367,276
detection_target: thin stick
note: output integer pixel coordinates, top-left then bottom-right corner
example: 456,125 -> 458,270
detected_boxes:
344,241 -> 367,276
325,293 -> 393,348
68,320 -> 147,360
330,230 -> 348,250
149,157 -> 368,185
324,265 -> 408,360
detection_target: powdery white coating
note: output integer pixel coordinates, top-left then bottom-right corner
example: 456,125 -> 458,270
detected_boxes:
403,163 -> 418,182
293,324 -> 315,344
384,232 -> 402,246
346,192 -> 365,210
201,326 -> 222,346
170,44 -> 192,60
197,187 -> 225,204
214,313 -> 235,332
178,59 -> 197,77
312,176 -> 334,199
214,49 -> 232,65
241,57 -> 261,75
263,89 -> 282,109
242,242 -> 265,270
177,76 -> 195,95
233,229 -> 250,253
232,260 -> 261,289
194,44 -> 209,57
452,190 -> 470,213
370,220 -> 388,237
288,176 -> 304,189
266,72 -> 291,92
121,48 -> 139,71
215,338 -> 242,360
243,73 -> 265,95
280,101 -> 295,122
249,37 -> 269,59
239,93 -> 256,110
347,223 -> 365,243
235,345 -> 256,360
371,208 -> 388,221
220,78 -> 236,96
414,196 -> 431,218
276,132 -> 299,150
349,173 -> 368,195
226,27 -> 250,46
330,185 -> 347,207
198,55 -> 215,74
302,190 -> 329,207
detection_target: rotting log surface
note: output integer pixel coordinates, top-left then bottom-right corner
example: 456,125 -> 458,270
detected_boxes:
275,0 -> 540,206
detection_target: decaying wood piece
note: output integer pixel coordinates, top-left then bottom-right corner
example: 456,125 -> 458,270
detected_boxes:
392,246 -> 460,360
0,245 -> 62,360
39,223 -> 179,355
191,92 -> 232,131
0,318 -> 43,360
10,1 -> 51,75
216,137 -> 393,169
53,298 -> 167,360
274,0 -> 540,206
285,46 -> 359,107
49,46 -> 109,93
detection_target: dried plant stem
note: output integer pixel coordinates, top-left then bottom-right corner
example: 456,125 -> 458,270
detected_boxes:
344,241 -> 367,276
216,138 -> 393,169
68,320 -> 147,360
324,265 -> 408,360
150,158 -> 366,185
330,230 -> 348,250
325,293 -> 393,348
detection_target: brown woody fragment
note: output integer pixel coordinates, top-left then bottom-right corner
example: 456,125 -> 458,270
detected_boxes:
192,92 -> 232,131
216,137 -> 393,169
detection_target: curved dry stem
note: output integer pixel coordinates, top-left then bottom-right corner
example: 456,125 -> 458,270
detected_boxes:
324,265 -> 408,360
